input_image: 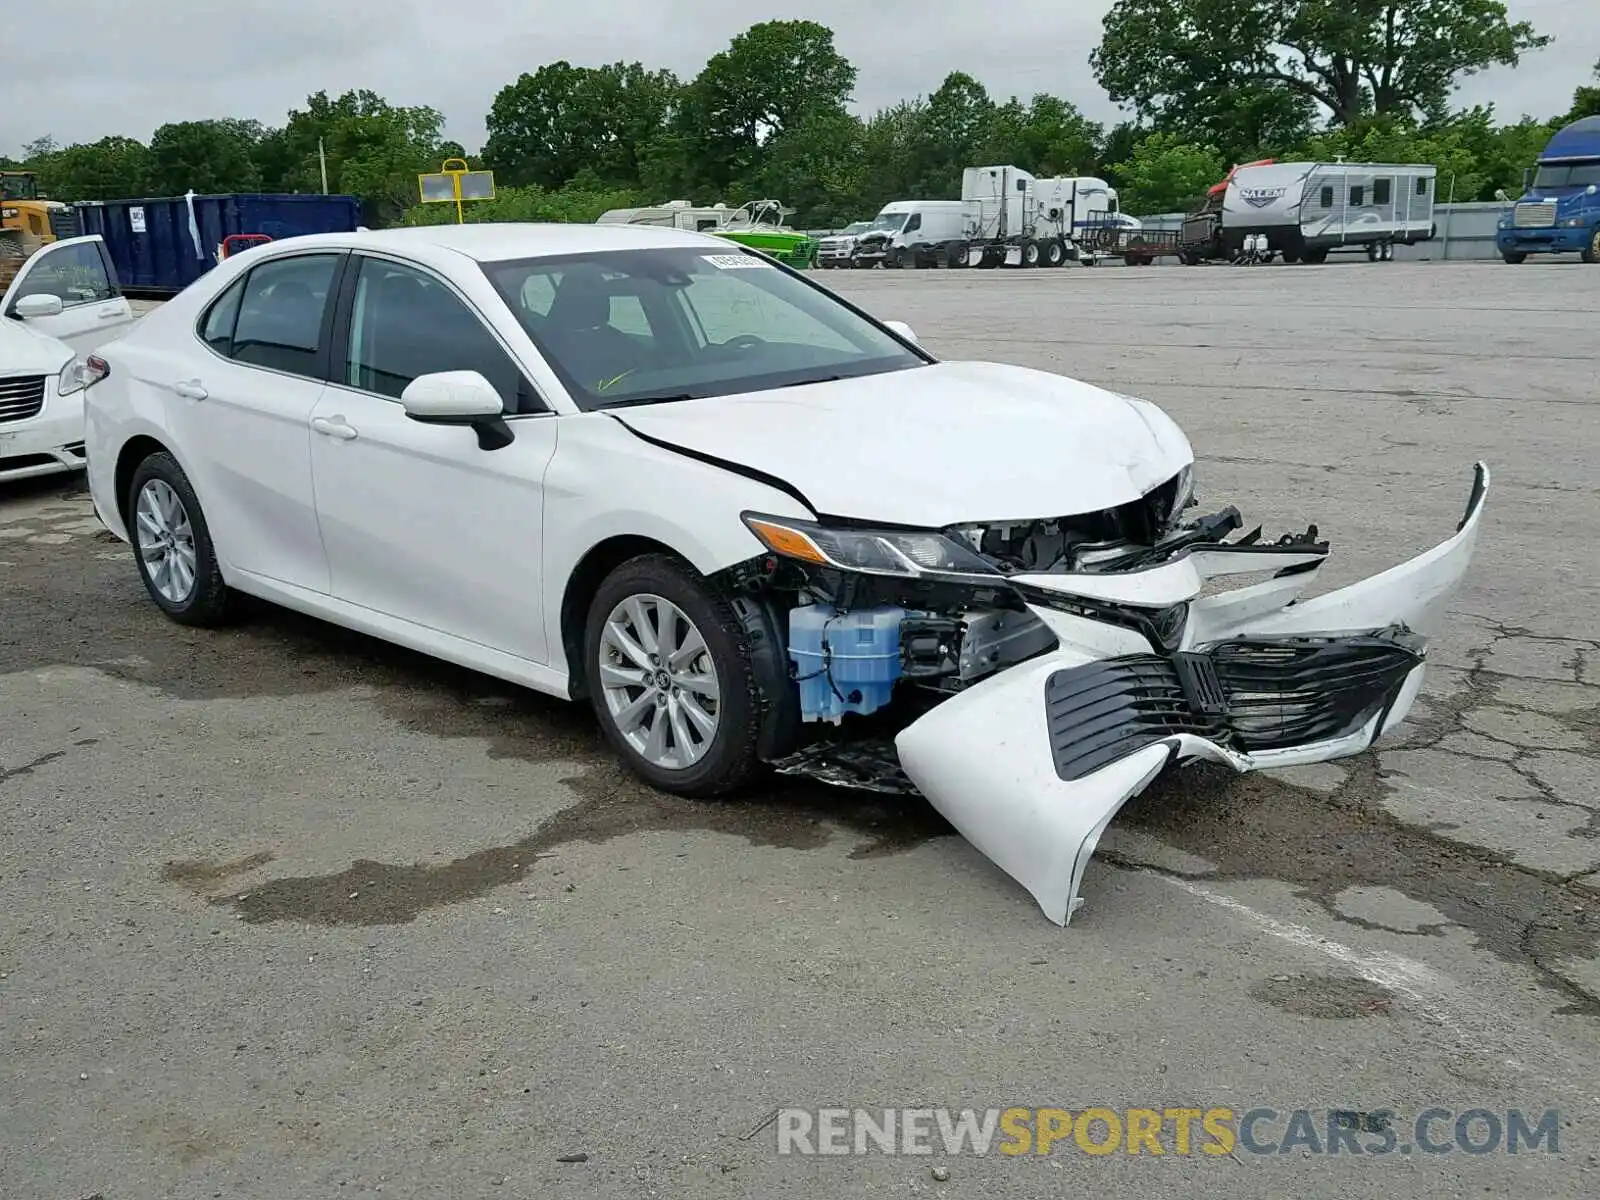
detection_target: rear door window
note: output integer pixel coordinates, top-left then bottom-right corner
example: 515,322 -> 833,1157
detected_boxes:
228,253 -> 340,378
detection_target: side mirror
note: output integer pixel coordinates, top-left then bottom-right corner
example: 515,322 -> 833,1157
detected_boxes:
883,319 -> 919,346
15,293 -> 64,319
400,370 -> 514,451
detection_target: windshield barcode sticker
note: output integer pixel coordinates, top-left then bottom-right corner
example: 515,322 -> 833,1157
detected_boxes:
702,253 -> 773,269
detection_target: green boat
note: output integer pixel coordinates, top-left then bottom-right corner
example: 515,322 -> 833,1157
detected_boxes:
711,200 -> 817,268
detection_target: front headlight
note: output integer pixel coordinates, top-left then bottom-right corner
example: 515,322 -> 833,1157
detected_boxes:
742,512 -> 999,581
57,353 -> 109,396
1563,217 -> 1587,227
1171,462 -> 1195,517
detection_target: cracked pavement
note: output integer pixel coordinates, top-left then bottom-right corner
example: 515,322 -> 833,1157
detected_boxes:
3,262 -> 1599,1198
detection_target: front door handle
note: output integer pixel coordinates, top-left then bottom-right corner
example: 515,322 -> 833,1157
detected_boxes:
311,415 -> 358,441
172,379 -> 207,400
98,307 -> 125,321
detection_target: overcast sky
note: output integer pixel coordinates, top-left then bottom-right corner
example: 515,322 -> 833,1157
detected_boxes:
4,0 -> 1594,158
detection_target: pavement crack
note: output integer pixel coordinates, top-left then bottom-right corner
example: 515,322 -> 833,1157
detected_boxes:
0,749 -> 68,787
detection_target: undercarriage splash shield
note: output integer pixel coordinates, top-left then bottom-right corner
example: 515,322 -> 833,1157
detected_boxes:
895,463 -> 1489,925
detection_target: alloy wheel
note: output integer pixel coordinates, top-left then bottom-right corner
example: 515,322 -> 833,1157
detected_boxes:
134,478 -> 198,604
598,593 -> 721,770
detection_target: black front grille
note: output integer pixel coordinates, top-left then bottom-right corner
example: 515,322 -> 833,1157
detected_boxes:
0,374 -> 46,423
1045,633 -> 1422,780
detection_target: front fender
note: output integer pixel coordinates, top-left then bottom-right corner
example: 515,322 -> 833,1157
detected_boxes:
539,413 -> 814,677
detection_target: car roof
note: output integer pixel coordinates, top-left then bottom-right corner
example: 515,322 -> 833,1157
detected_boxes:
265,222 -> 730,263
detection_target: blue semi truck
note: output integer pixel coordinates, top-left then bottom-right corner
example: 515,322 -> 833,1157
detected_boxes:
1496,116 -> 1600,264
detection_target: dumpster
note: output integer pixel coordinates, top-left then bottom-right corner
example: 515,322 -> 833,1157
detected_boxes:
70,192 -> 362,295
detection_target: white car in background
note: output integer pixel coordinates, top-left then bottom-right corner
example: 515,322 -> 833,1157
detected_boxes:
79,223 -> 1488,925
0,235 -> 136,482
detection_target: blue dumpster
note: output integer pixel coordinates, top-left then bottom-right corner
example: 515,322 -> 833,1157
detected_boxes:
71,193 -> 362,295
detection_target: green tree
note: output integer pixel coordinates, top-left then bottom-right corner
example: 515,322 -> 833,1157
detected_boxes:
273,90 -> 445,223
1111,132 -> 1225,214
34,136 -> 152,200
1566,60 -> 1600,125
679,19 -> 857,192
907,71 -> 996,197
1092,0 -> 1550,134
147,119 -> 263,194
856,100 -> 928,210
759,106 -> 868,226
484,61 -> 680,190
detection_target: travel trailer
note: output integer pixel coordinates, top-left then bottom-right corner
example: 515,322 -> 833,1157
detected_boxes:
1180,161 -> 1436,263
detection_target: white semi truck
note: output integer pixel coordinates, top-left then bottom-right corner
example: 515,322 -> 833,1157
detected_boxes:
958,166 -> 1127,267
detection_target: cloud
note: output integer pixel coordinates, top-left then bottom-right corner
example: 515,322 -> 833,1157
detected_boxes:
2,0 -> 1590,156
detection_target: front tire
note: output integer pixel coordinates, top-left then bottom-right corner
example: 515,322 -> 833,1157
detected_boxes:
1583,228 -> 1600,264
127,451 -> 234,626
583,554 -> 764,796
1502,250 -> 1527,264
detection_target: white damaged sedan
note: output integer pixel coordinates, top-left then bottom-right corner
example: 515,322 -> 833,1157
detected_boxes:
81,223 -> 1488,924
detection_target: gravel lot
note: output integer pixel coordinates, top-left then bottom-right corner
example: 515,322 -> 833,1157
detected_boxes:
3,261 -> 1598,1198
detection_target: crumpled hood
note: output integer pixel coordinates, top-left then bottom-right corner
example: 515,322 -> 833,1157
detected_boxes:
611,360 -> 1194,526
0,317 -> 72,377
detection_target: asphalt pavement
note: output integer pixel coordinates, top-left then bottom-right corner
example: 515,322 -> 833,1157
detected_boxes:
2,260 -> 1597,1198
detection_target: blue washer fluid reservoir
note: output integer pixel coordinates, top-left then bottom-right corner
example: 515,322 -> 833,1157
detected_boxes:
788,605 -> 906,723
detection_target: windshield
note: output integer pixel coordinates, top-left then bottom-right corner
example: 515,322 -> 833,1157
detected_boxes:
841,221 -> 870,235
483,245 -> 928,410
0,174 -> 38,201
865,211 -> 908,233
1532,162 -> 1600,189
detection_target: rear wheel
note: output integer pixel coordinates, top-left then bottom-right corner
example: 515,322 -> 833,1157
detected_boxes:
1301,246 -> 1329,265
1043,239 -> 1066,267
126,451 -> 235,626
1020,239 -> 1041,268
584,554 -> 765,796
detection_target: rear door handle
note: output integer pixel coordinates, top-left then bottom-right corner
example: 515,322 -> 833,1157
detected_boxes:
172,379 -> 207,400
311,415 -> 358,441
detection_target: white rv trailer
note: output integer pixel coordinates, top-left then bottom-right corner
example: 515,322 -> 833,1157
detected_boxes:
595,199 -> 731,232
1182,161 -> 1437,264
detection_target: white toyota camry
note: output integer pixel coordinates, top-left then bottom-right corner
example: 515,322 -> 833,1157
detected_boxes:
81,223 -> 1489,924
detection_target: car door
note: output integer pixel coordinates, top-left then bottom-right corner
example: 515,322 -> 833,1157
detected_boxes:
174,249 -> 343,593
1,235 -> 136,354
308,252 -> 559,663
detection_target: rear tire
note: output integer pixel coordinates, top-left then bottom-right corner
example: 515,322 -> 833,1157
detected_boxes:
1020,239 -> 1040,268
126,451 -> 235,627
583,553 -> 765,797
1043,239 -> 1066,267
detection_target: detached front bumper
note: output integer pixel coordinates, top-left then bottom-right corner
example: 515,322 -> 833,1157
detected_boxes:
895,463 -> 1490,925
